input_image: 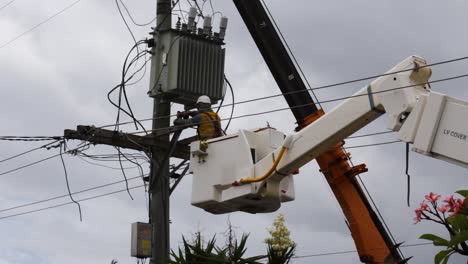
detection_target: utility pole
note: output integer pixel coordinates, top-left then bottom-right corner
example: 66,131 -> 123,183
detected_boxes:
66,1 -> 226,261
149,0 -> 172,263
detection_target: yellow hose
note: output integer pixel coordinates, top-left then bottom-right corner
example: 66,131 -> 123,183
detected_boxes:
236,146 -> 287,185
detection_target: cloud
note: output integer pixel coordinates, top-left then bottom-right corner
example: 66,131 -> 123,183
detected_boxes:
0,0 -> 467,264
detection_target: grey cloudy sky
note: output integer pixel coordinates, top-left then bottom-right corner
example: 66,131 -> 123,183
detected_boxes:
0,0 -> 467,263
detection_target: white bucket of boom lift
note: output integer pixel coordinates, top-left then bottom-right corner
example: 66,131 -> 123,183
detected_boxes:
189,127 -> 295,214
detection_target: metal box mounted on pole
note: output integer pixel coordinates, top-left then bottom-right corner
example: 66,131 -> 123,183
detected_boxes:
148,16 -> 228,108
131,222 -> 152,258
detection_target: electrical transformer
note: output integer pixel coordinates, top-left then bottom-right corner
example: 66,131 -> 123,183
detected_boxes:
148,13 -> 228,107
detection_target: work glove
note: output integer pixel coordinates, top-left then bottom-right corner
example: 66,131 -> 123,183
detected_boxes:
173,118 -> 187,126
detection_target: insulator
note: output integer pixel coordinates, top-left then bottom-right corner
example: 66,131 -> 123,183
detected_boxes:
219,16 -> 228,41
187,7 -> 197,31
203,15 -> 212,36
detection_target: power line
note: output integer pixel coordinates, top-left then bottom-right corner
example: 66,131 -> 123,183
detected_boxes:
0,142 -> 91,177
0,138 -> 402,220
0,0 -> 17,12
260,0 -> 322,109
0,136 -> 63,141
0,173 -> 147,214
129,72 -> 468,135
0,139 -> 61,164
347,131 -> 393,139
0,184 -> 145,220
98,56 -> 468,130
117,0 -> 156,26
293,242 -> 433,259
0,0 -> 83,50
345,140 -> 401,149
59,142 -> 82,221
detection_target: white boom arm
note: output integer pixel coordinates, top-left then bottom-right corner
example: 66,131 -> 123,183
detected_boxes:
189,56 -> 468,214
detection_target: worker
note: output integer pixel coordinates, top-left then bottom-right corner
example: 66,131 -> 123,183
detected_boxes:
174,95 -> 223,140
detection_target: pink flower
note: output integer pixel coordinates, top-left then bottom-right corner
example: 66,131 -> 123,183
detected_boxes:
438,204 -> 451,213
443,195 -> 456,206
419,201 -> 429,211
413,215 -> 422,223
448,199 -> 464,217
425,192 -> 441,203
414,208 -> 424,223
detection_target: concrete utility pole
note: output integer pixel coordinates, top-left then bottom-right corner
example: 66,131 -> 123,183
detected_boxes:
149,0 -> 172,263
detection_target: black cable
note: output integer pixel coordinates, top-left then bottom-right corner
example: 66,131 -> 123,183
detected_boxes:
0,139 -> 61,164
118,0 -> 156,26
0,185 -> 145,220
77,155 -> 146,170
115,0 -> 140,57
347,131 -> 393,139
0,143 -> 91,177
406,142 -> 411,207
107,42 -> 149,133
0,153 -> 60,177
119,52 -> 149,133
98,58 -> 468,130
0,0 -> 82,50
0,136 -> 63,141
345,140 -> 401,149
169,165 -> 190,195
115,147 -> 134,200
293,242 -> 432,259
59,142 -> 83,221
193,0 -> 204,18
111,43 -> 146,129
77,152 -> 148,162
208,0 -> 214,16
0,0 -> 16,11
0,139 -> 406,220
0,174 -> 147,214
348,151 -> 405,259
223,75 -> 235,132
260,0 -> 322,109
130,71 -> 468,135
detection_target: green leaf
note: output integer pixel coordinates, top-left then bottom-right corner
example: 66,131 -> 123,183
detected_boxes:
419,234 -> 449,246
434,250 -> 452,264
448,231 -> 468,247
447,214 -> 468,232
441,251 -> 454,264
456,190 -> 468,197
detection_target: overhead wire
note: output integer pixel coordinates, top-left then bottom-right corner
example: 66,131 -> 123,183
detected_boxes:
223,75 -> 235,132
76,155 -> 148,170
0,136 -> 63,141
115,146 -> 136,200
0,142 -> 91,177
115,0 -> 141,57
97,56 -> 468,130
0,0 -> 83,50
118,0 -> 156,26
0,184 -> 145,220
347,131 -> 393,139
260,0 -> 322,109
0,139 -> 62,164
293,242 -> 433,259
107,40 -> 150,133
59,141 -> 83,221
125,71 -> 468,135
0,138 -> 400,219
0,174 -> 148,214
0,0 -> 16,12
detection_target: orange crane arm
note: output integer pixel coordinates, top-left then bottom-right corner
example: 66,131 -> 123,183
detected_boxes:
233,1 -> 402,262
